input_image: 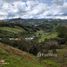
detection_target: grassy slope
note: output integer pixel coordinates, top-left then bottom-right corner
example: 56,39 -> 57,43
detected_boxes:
0,26 -> 25,34
35,30 -> 58,43
0,26 -> 26,38
0,43 -> 43,67
0,27 -> 67,67
0,43 -> 67,67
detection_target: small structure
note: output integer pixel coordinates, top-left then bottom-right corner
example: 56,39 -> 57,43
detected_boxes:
37,51 -> 57,58
0,60 -> 9,65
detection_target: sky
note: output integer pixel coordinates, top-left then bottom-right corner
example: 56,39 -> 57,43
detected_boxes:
0,0 -> 67,19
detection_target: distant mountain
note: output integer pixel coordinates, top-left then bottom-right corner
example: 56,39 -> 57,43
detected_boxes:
0,18 -> 67,26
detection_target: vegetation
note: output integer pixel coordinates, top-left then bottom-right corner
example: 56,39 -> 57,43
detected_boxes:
0,19 -> 67,67
0,43 -> 44,67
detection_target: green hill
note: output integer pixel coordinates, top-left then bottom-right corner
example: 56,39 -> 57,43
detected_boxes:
0,21 -> 67,67
0,43 -> 67,67
0,43 -> 43,67
0,26 -> 26,39
0,27 -> 25,34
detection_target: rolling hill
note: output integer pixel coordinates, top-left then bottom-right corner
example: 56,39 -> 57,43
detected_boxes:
0,19 -> 67,67
0,43 -> 44,67
0,42 -> 67,67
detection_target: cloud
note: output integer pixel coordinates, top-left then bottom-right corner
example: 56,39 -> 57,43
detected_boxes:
21,3 -> 48,18
61,2 -> 67,15
0,0 -> 67,19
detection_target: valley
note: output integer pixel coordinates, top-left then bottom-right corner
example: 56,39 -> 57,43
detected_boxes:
0,19 -> 67,67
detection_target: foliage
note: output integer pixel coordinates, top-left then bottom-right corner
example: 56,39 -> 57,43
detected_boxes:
0,43 -> 44,67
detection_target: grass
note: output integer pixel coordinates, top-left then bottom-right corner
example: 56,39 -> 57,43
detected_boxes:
0,27 -> 25,34
0,27 -> 67,67
35,30 -> 58,43
0,43 -> 44,67
42,60 -> 61,67
0,42 -> 67,67
0,26 -> 26,38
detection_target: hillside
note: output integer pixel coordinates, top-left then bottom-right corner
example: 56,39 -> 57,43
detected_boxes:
0,19 -> 67,67
0,27 -> 25,34
0,43 -> 67,67
0,43 -> 44,67
0,26 -> 25,38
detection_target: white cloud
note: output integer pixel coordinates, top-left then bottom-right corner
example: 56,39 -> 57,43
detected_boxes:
0,0 -> 67,19
62,2 -> 67,14
55,16 -> 67,19
0,11 -> 7,20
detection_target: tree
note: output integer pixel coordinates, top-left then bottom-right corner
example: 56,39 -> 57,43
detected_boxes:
29,45 -> 39,55
56,25 -> 67,42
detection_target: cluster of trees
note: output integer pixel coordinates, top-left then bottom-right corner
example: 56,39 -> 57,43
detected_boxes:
56,25 -> 67,42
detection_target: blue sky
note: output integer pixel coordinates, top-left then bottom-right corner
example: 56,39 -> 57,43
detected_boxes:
0,0 -> 67,19
40,0 -> 52,4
